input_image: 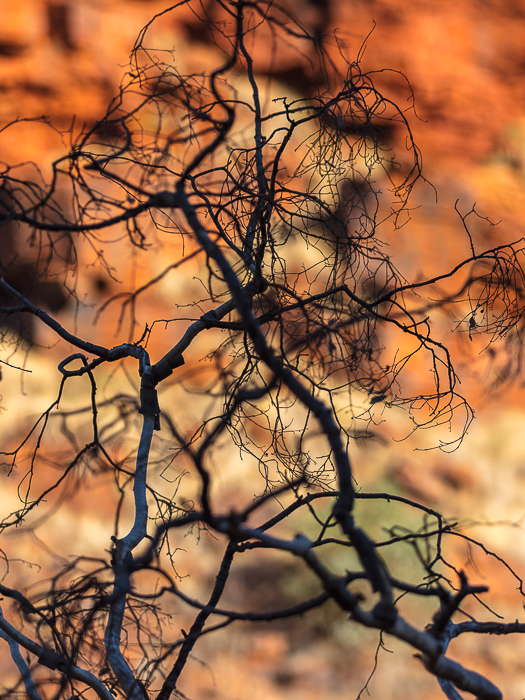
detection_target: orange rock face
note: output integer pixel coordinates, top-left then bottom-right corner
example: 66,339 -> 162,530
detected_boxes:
2,2 -> 525,699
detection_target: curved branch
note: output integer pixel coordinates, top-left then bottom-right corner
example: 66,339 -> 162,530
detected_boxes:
0,605 -> 114,700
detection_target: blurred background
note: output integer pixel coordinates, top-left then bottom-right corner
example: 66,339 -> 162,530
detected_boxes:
1,1 -> 525,698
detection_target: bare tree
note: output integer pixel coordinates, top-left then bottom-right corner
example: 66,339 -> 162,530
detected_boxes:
0,2 -> 524,699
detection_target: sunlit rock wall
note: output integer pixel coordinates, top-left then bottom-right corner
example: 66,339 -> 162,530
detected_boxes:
1,1 -> 525,699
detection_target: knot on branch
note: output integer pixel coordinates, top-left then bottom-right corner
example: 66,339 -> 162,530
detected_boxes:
38,647 -> 66,671
201,309 -> 218,323
245,277 -> 269,296
139,372 -> 161,422
292,533 -> 312,555
372,600 -> 397,629
150,353 -> 184,382
139,354 -> 185,429
110,536 -> 134,570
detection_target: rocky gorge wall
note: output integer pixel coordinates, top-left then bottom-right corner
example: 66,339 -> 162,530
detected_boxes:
2,1 -> 525,699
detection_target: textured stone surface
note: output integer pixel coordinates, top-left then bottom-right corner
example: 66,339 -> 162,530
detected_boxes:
2,2 -> 525,699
